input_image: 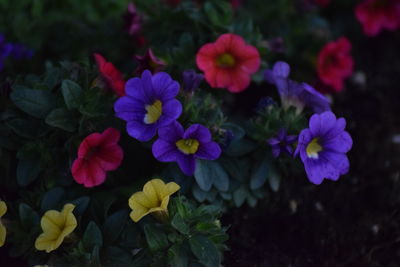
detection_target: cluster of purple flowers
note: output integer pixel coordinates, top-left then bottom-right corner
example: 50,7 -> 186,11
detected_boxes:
114,69 -> 221,176
0,34 -> 33,71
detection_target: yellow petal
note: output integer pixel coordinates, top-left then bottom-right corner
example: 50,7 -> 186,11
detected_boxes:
35,232 -> 58,253
0,222 -> 6,247
41,210 -> 63,238
129,191 -> 158,209
143,180 -> 162,205
0,201 -> 7,218
165,182 -> 180,198
160,196 -> 170,211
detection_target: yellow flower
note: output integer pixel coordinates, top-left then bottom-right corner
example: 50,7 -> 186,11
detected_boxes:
129,179 -> 180,223
0,200 -> 7,247
35,203 -> 77,253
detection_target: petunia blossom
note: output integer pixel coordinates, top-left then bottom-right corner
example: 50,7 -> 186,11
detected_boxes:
295,111 -> 353,184
267,128 -> 297,158
114,70 -> 182,142
265,61 -> 331,114
0,200 -> 7,247
128,179 -> 180,222
71,128 -> 123,187
134,48 -> 166,75
35,204 -> 77,253
152,121 -> 221,176
196,33 -> 260,93
317,37 -> 354,92
355,0 -> 400,37
94,53 -> 126,96
182,69 -> 204,92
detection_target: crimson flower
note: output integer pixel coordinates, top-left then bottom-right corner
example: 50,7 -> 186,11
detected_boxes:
94,53 -> 126,96
317,37 -> 353,92
196,33 -> 260,93
355,0 -> 400,37
72,128 -> 123,188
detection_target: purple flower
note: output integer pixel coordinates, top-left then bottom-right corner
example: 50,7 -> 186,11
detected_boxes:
267,128 -> 297,158
11,43 -> 34,60
294,111 -> 353,184
114,70 -> 182,141
0,34 -> 13,71
124,3 -> 142,36
152,121 -> 221,176
265,61 -> 330,114
134,48 -> 166,75
182,70 -> 203,92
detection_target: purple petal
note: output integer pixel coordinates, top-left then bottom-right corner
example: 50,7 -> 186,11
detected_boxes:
286,135 -> 298,143
309,112 -> 336,137
177,154 -> 196,176
127,121 -> 157,141
301,83 -> 331,114
304,158 -> 326,185
114,96 -> 145,121
271,146 -> 281,158
125,77 -> 150,104
140,70 -> 156,101
273,61 -> 290,78
152,72 -> 180,100
195,141 -> 221,160
322,151 -> 350,177
324,118 -> 346,140
323,131 -> 353,153
158,121 -> 184,142
283,145 -> 293,156
152,139 -> 180,162
294,129 -> 311,158
277,128 -> 286,140
264,69 -> 276,84
267,137 -> 280,146
158,99 -> 182,127
183,124 -> 212,142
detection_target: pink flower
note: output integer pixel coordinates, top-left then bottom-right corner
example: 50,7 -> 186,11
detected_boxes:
196,33 -> 260,93
94,53 -> 126,96
72,128 -> 123,187
355,0 -> 400,36
317,37 -> 354,92
134,48 -> 166,75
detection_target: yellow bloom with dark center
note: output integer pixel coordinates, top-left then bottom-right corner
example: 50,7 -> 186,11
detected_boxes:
176,138 -> 199,155
144,100 -> 162,124
128,179 -> 180,223
0,200 -> 7,247
306,138 -> 323,159
35,204 -> 77,253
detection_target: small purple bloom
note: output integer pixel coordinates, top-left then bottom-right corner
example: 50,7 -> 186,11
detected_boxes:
265,61 -> 330,114
294,111 -> 353,185
134,48 -> 166,75
256,96 -> 276,112
267,128 -> 297,158
124,3 -> 142,36
152,121 -> 221,176
10,43 -> 34,60
114,70 -> 182,141
0,34 -> 13,71
182,70 -> 203,92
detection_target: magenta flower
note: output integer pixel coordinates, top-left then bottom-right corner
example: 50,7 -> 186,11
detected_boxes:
152,121 -> 221,176
295,112 -> 353,184
114,70 -> 182,141
267,128 -> 297,158
134,48 -> 166,75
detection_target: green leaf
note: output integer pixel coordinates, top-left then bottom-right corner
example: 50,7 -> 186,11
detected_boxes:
168,243 -> 188,267
250,156 -> 269,190
194,160 -> 213,191
83,221 -> 103,251
45,108 -> 77,132
268,166 -> 281,192
192,184 -> 207,202
143,224 -> 169,252
103,210 -> 129,244
224,139 -> 258,157
233,186 -> 247,207
10,86 -> 56,119
40,187 -> 65,211
19,203 -> 40,229
70,196 -> 90,216
211,162 -> 229,192
221,122 -> 245,142
189,235 -> 220,267
62,79 -> 83,110
194,160 -> 229,192
171,213 -> 190,235
6,118 -> 50,139
16,159 -> 41,186
105,246 -> 133,265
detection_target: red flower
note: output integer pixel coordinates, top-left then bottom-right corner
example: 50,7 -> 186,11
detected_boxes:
196,33 -> 260,93
72,128 -> 123,188
355,0 -> 400,36
317,37 -> 354,92
94,53 -> 126,96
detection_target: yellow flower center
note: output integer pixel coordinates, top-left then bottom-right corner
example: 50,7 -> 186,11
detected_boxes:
216,53 -> 236,68
144,100 -> 162,124
176,139 -> 200,155
306,138 -> 323,159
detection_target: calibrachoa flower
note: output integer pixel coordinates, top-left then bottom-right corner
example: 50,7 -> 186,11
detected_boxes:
265,61 -> 330,114
152,121 -> 221,176
267,128 -> 297,158
94,53 -> 126,96
134,48 -> 166,75
355,0 -> 400,36
124,3 -> 142,36
128,179 -> 180,222
182,69 -> 204,92
114,70 -> 182,141
72,128 -> 123,187
35,204 -> 77,253
0,34 -> 13,71
196,33 -> 260,93
317,37 -> 354,92
295,111 -> 353,184
0,200 -> 7,247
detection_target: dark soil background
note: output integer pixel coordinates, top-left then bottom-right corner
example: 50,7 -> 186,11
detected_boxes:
222,32 -> 400,267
